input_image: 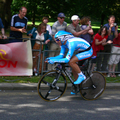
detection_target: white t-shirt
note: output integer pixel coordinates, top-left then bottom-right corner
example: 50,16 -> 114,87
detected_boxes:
35,31 -> 44,44
46,24 -> 52,36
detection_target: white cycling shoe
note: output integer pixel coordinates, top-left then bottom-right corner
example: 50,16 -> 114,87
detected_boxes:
74,75 -> 86,84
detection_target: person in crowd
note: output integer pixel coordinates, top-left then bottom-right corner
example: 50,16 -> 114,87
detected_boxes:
79,16 -> 94,44
9,6 -> 28,43
91,26 -> 112,72
66,15 -> 91,67
48,12 -> 67,71
45,30 -> 93,94
97,15 -> 118,75
27,23 -> 52,75
0,18 -> 7,41
107,33 -> 120,77
42,17 -> 52,36
28,17 -> 52,49
66,15 -> 91,37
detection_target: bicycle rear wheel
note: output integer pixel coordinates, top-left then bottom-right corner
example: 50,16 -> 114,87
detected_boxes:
80,71 -> 106,100
37,70 -> 67,101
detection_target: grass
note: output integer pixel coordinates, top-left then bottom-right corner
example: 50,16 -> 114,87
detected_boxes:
0,76 -> 40,83
106,76 -> 120,83
0,75 -> 120,83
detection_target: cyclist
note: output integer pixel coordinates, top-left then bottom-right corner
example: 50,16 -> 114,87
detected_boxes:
45,30 -> 93,87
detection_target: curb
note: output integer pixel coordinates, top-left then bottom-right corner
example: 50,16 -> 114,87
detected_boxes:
0,83 -> 38,90
0,83 -> 120,90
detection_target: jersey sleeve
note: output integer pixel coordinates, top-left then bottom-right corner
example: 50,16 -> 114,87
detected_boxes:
49,41 -> 75,63
48,45 -> 66,60
10,15 -> 15,27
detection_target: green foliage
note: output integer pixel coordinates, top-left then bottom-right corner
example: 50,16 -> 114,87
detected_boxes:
10,0 -> 120,26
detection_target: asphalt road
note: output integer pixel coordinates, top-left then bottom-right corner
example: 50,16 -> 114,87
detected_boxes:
0,89 -> 120,120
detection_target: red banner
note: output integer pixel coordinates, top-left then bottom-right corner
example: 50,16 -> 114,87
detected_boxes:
0,40 -> 33,76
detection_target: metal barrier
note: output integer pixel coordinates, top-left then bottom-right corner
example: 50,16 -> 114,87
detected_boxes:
95,52 -> 120,74
41,50 -> 120,76
1,37 -> 120,76
41,49 -> 60,75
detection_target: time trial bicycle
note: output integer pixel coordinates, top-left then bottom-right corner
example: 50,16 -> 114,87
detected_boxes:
37,58 -> 106,101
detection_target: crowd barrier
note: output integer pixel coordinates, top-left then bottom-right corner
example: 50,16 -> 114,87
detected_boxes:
1,37 -> 120,76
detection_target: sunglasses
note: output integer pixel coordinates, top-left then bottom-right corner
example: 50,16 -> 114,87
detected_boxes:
60,17 -> 65,19
55,38 -> 60,41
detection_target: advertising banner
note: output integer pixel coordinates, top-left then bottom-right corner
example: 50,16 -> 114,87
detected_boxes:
0,40 -> 33,76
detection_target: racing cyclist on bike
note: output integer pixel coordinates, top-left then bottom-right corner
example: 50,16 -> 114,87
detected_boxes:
45,30 -> 93,86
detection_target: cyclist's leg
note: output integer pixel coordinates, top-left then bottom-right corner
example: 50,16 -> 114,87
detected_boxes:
69,56 -> 86,85
69,56 -> 80,80
73,48 -> 93,84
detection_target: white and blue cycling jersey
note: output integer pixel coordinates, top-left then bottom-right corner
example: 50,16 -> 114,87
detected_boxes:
48,37 -> 93,64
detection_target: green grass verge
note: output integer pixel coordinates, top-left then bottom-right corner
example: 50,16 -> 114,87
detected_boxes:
0,75 -> 120,83
0,76 -> 40,83
106,76 -> 120,83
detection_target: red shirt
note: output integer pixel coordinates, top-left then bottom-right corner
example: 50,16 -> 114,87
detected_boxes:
92,33 -> 108,56
113,33 -> 120,47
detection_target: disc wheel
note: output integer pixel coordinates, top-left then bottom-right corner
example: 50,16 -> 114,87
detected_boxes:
37,70 -> 67,101
80,71 -> 106,100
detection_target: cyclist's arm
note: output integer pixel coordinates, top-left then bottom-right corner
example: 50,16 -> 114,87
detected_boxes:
48,42 -> 75,63
47,46 -> 66,60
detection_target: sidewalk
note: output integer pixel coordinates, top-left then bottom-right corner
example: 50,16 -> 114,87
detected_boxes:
0,83 -> 120,90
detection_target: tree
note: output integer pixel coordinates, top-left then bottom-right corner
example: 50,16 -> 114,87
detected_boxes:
0,0 -> 13,29
0,0 -> 120,28
67,0 -> 120,27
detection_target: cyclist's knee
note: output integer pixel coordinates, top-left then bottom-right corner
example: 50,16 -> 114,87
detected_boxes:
68,60 -> 75,67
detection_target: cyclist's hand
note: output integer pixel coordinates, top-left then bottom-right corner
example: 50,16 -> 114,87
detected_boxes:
45,58 -> 55,64
48,59 -> 55,64
45,58 -> 49,63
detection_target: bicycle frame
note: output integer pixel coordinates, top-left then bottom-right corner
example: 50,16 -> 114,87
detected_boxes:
56,61 -> 95,91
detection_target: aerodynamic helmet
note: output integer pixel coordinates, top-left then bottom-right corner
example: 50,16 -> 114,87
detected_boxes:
55,30 -> 73,42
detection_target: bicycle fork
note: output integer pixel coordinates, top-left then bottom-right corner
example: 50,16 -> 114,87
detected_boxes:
51,70 -> 62,88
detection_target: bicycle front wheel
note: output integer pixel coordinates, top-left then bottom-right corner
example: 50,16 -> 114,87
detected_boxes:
37,70 -> 67,101
80,71 -> 106,100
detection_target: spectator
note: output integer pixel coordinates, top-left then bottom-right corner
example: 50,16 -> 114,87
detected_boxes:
27,23 -> 52,75
66,15 -> 91,37
97,15 -> 118,74
79,16 -> 94,44
48,12 -> 67,71
108,33 -> 120,77
28,17 -> 52,49
0,18 -> 7,42
42,17 -> 52,36
91,26 -> 111,72
9,6 -> 28,43
66,15 -> 91,67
